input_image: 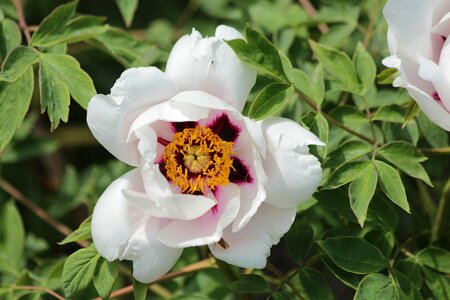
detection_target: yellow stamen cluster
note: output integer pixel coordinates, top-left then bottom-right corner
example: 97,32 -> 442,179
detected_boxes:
163,126 -> 234,193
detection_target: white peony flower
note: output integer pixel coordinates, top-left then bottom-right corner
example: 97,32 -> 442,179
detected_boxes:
383,0 -> 450,131
87,25 -> 323,283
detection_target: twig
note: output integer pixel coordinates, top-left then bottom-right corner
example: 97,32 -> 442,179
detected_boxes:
431,178 -> 450,242
10,285 -> 65,300
12,0 -> 31,43
266,262 -> 304,300
0,178 -> 89,248
295,88 -> 377,145
421,147 -> 450,154
96,258 -> 216,300
363,0 -> 380,47
298,0 -> 328,33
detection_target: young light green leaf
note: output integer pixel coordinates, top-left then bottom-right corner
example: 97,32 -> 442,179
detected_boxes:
285,219 -> 314,265
94,258 -> 119,299
0,201 -> 25,275
317,237 -> 389,274
0,67 -> 34,150
354,274 -> 400,300
248,83 -> 293,120
31,0 -> 107,47
377,68 -> 399,85
323,160 -> 372,190
298,268 -> 333,300
228,274 -> 271,293
378,141 -> 432,186
374,160 -> 410,213
416,247 -> 450,273
309,40 -> 360,93
62,246 -> 100,297
115,0 -> 138,27
40,53 -> 96,109
0,46 -> 40,82
87,27 -> 163,67
0,18 -> 21,61
353,42 -> 376,95
58,216 -> 91,245
226,25 -> 288,82
349,163 -> 378,227
133,279 -> 148,300
324,140 -> 372,169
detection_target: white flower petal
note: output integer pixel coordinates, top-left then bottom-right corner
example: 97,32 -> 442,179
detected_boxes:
123,163 -> 217,220
215,25 -> 244,41
165,27 -> 256,111
261,118 -> 323,209
432,12 -> 450,37
209,203 -> 296,268
157,184 -> 241,247
91,170 -> 147,261
120,218 -> 183,283
87,67 -> 178,166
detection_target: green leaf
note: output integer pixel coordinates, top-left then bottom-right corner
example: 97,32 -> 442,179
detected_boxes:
393,270 -> 422,300
133,279 -> 148,300
285,219 -> 314,265
377,68 -> 399,85
93,258 -> 119,299
227,25 -> 288,82
40,53 -> 96,109
328,105 -> 370,126
395,259 -> 422,288
373,105 -> 406,123
0,46 -> 40,82
87,27 -> 163,67
416,247 -> 450,273
402,101 -> 419,128
417,112 -> 449,147
325,140 -> 372,169
364,230 -> 395,258
58,216 -> 91,245
228,274 -> 271,293
39,58 -> 70,130
248,83 -> 293,119
298,268 -> 333,300
302,112 -> 329,159
0,201 -> 25,276
422,267 -> 450,300
317,237 -> 389,274
378,141 -> 432,186
0,67 -> 34,150
62,246 -> 100,297
353,42 -> 376,95
309,40 -> 360,93
315,189 -> 358,223
31,0 -> 107,47
323,160 -> 372,190
374,160 -> 410,213
115,0 -> 138,27
354,274 -> 400,300
349,163 -> 378,227
322,256 -> 359,289
293,65 -> 325,106
0,18 -> 21,61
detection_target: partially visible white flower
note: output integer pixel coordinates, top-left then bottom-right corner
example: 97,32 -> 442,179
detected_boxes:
383,0 -> 450,131
87,25 -> 323,283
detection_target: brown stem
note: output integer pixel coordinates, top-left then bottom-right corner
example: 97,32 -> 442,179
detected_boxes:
298,0 -> 328,33
421,147 -> 450,154
266,262 -> 304,300
295,89 -> 376,145
363,0 -> 380,47
12,0 -> 31,43
97,258 -> 216,300
0,178 -> 89,248
10,285 -> 65,300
